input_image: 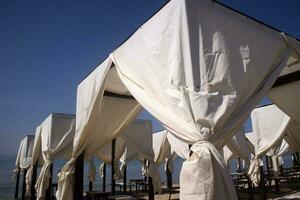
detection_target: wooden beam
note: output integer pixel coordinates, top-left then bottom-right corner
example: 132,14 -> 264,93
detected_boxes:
89,181 -> 93,192
21,169 -> 27,200
104,91 -> 134,100
259,166 -> 267,200
237,158 -> 242,173
31,164 -> 37,200
166,160 -> 173,190
14,169 -> 20,200
147,160 -> 154,200
111,139 -> 116,196
74,153 -> 84,200
123,164 -> 127,193
45,163 -> 53,200
102,163 -> 106,192
272,71 -> 300,88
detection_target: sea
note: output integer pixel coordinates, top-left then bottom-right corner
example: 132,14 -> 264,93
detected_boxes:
0,154 -> 294,199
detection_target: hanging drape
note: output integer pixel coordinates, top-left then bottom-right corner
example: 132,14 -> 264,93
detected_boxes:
269,80 -> 300,152
110,0 -> 296,198
223,128 -> 250,168
56,0 -> 300,199
12,135 -> 34,181
247,105 -> 291,184
56,58 -> 141,200
26,114 -> 75,200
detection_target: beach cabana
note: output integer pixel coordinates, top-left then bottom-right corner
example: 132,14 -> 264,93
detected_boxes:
13,135 -> 34,200
91,119 -> 157,194
56,0 -> 300,199
248,104 -> 291,185
26,113 -> 75,200
223,128 -> 251,168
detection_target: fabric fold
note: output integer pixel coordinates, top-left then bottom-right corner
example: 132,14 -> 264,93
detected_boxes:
35,160 -> 53,200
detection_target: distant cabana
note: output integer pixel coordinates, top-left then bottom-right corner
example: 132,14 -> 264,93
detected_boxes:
26,113 -> 75,200
56,0 -> 300,199
13,135 -> 34,200
90,119 -> 159,194
248,104 -> 292,185
223,128 -> 251,170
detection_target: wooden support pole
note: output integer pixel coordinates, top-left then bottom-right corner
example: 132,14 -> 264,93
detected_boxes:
74,153 -> 84,200
189,144 -> 192,157
111,139 -> 116,196
296,152 -> 300,170
293,153 -> 297,170
259,166 -> 267,200
102,163 -> 106,192
148,177 -> 154,200
247,175 -> 254,200
147,160 -> 154,200
31,164 -> 37,200
265,156 -> 270,180
166,160 -> 172,190
14,169 -> 20,200
123,164 -> 127,193
45,163 -> 53,200
21,169 -> 27,200
89,181 -> 93,192
237,158 -> 242,173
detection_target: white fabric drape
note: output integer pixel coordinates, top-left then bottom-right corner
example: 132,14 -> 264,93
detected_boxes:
56,58 -> 141,200
110,0 -> 295,198
225,128 -> 251,167
267,139 -> 290,176
247,105 -> 291,184
269,80 -> 300,152
26,114 -> 75,200
166,132 -> 190,160
12,135 -> 34,181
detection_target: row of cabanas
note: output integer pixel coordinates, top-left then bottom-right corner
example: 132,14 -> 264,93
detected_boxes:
13,0 -> 300,199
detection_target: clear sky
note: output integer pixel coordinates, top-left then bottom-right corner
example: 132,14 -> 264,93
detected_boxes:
0,0 -> 299,156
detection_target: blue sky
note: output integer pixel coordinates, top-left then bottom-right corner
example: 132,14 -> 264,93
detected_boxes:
0,0 -> 299,156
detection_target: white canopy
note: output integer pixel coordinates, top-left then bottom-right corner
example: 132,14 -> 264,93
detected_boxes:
269,80 -> 300,153
223,128 -> 251,167
57,0 -> 300,199
95,119 -> 157,185
13,135 -> 35,181
26,113 -> 75,200
247,105 -> 291,184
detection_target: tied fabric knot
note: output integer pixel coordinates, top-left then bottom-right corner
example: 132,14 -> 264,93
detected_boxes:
56,158 -> 76,200
12,168 -> 19,182
35,160 -> 53,200
99,162 -> 105,178
25,166 -> 33,196
120,161 -> 127,177
142,160 -> 162,194
180,140 -> 238,200
87,158 -> 96,183
248,157 -> 261,186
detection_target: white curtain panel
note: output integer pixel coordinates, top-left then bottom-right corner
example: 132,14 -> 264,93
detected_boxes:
12,135 -> 34,182
267,139 -> 290,176
248,105 -> 291,184
25,114 -> 75,200
226,128 -> 251,166
110,0 -> 296,198
166,131 -> 190,160
269,80 -> 300,152
57,0 -> 300,198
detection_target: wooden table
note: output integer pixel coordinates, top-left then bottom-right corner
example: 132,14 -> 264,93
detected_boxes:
129,179 -> 146,191
86,191 -> 110,200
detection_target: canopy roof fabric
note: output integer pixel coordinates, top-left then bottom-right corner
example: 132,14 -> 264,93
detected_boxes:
57,0 -> 300,199
94,119 -> 156,184
223,128 -> 251,167
15,135 -> 35,170
248,105 -> 291,184
13,135 -> 35,182
26,113 -> 75,200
